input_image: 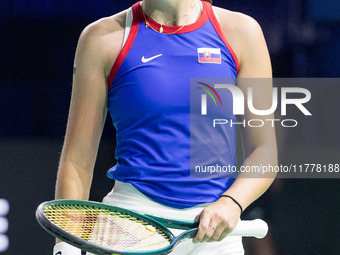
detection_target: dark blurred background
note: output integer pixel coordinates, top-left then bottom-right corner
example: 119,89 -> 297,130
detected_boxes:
0,0 -> 339,254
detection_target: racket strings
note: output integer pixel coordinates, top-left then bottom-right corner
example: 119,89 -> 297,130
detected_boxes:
44,204 -> 171,251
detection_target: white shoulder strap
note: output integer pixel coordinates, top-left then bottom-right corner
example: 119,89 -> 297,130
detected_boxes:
212,7 -> 220,22
122,7 -> 133,48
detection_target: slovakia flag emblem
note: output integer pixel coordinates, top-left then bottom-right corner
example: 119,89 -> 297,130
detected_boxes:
197,48 -> 221,64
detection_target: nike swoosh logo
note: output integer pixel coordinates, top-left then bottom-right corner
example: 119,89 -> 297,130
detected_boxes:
55,252 -> 62,255
141,54 -> 163,63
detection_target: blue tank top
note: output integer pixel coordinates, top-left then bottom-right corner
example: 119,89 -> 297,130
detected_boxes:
106,1 -> 239,209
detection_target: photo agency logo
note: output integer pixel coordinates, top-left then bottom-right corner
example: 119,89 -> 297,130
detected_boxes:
191,78 -> 340,179
195,79 -> 312,127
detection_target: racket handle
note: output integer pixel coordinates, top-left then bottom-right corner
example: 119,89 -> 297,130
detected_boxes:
53,242 -> 81,255
229,219 -> 268,239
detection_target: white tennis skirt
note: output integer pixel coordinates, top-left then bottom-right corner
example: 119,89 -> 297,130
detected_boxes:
87,181 -> 244,255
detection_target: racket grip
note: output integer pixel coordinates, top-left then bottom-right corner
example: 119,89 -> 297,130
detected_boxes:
53,242 -> 82,255
229,219 -> 268,239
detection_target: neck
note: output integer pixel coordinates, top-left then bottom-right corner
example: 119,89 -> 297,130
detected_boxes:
142,0 -> 201,26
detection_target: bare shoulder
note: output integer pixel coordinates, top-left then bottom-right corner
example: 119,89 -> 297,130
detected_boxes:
212,7 -> 268,67
76,10 -> 127,76
212,6 -> 271,76
81,10 -> 126,41
213,7 -> 262,35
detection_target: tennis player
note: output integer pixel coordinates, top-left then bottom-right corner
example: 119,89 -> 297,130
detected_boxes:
53,0 -> 277,254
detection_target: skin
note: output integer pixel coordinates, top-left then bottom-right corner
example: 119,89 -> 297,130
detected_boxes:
55,0 -> 277,245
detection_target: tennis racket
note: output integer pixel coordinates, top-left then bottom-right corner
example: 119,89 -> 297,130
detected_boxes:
36,200 -> 268,255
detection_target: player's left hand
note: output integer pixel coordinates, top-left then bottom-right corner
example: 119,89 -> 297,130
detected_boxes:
193,197 -> 242,243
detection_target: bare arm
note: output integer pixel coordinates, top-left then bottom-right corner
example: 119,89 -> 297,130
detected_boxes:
54,14 -> 125,246
55,13 -> 125,201
194,10 -> 277,243
222,10 -> 277,213
56,25 -> 108,201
